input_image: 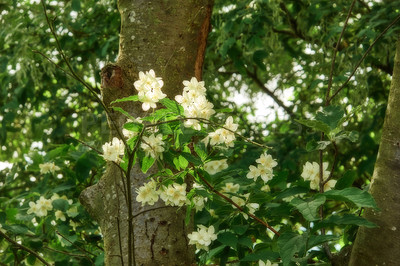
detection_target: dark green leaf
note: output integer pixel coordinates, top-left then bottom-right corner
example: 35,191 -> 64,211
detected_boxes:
180,152 -> 202,166
315,106 -> 344,130
241,250 -> 280,262
307,235 -> 340,249
71,0 -> 81,11
296,119 -> 331,134
314,214 -> 377,230
218,231 -> 238,249
141,156 -> 155,173
291,196 -> 326,221
278,232 -> 306,266
160,98 -> 182,114
323,187 -> 377,208
3,224 -> 29,234
111,95 -> 139,104
52,199 -> 70,212
335,171 -> 357,190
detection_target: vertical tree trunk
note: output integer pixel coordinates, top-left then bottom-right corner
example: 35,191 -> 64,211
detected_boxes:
80,1 -> 213,265
349,37 -> 400,265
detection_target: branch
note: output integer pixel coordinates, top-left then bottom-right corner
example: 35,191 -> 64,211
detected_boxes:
245,69 -> 295,118
325,0 -> 357,104
279,2 -> 308,41
196,172 -> 280,236
0,231 -> 51,266
328,13 -> 400,103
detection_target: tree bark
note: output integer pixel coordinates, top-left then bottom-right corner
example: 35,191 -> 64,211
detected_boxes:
80,1 -> 213,265
349,36 -> 400,265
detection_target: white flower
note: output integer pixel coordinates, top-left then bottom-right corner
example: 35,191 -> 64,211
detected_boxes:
27,196 -> 53,217
261,184 -> 271,192
246,152 -> 277,183
221,183 -> 240,194
55,210 -> 66,221
135,180 -> 159,206
159,183 -> 187,207
203,159 -> 228,175
193,196 -> 207,212
66,206 -> 79,218
301,161 -> 331,191
259,260 -> 279,266
102,137 -> 125,163
69,220 -> 79,231
175,77 -> 215,130
188,225 -> 218,251
134,69 -> 166,111
39,162 -> 60,174
141,133 -> 165,159
203,116 -> 238,147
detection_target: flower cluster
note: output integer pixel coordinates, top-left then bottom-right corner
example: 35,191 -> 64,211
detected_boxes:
27,196 -> 53,217
159,183 -> 188,207
221,182 -> 240,194
187,225 -> 218,251
141,133 -> 165,159
231,193 -> 259,220
192,196 -> 207,212
203,159 -> 228,175
102,137 -> 125,163
204,116 -> 238,148
246,152 -> 277,183
135,180 -> 159,206
175,78 -> 215,130
301,162 -> 336,191
39,162 -> 60,174
134,69 -> 166,111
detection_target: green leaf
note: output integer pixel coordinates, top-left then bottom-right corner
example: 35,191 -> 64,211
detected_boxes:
178,155 -> 189,169
278,232 -> 306,266
334,131 -> 359,142
194,143 -> 207,161
315,105 -> 344,130
159,123 -> 173,135
253,50 -> 268,69
71,0 -> 81,11
238,237 -> 253,248
111,106 -> 136,120
180,152 -> 202,166
323,187 -> 377,208
110,95 -> 139,104
52,184 -> 75,193
314,214 -> 377,230
52,199 -> 70,212
6,208 -> 18,223
307,235 -> 340,249
335,171 -> 357,189
95,253 -> 105,266
124,122 -> 143,133
160,98 -> 182,114
218,231 -> 238,249
241,249 -> 280,262
232,224 -> 248,235
141,156 -> 155,173
291,195 -> 326,221
206,245 -> 226,261
296,119 -> 331,134
3,224 -> 29,234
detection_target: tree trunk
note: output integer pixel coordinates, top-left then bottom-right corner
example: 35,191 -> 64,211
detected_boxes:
349,36 -> 400,265
80,1 -> 213,265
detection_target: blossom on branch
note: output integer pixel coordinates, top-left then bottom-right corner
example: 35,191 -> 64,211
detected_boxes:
188,225 -> 217,251
102,137 -> 125,163
135,180 -> 159,206
159,183 -> 187,207
301,161 -> 336,191
203,116 -> 238,148
175,77 -> 215,130
39,162 -> 60,174
141,133 -> 165,159
134,69 -> 166,111
246,152 -> 277,183
203,159 -> 228,175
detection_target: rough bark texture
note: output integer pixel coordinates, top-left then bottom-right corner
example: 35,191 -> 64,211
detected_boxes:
349,37 -> 400,265
80,1 -> 213,265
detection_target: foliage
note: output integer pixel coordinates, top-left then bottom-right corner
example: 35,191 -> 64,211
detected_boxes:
0,0 -> 399,265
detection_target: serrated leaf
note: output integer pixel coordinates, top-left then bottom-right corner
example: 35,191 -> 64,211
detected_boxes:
335,171 -> 357,189
323,187 -> 377,209
291,196 -> 326,221
296,119 -> 331,134
52,199 -> 70,212
218,231 -> 238,249
141,156 -> 155,173
111,106 -> 135,120
278,232 -> 306,266
110,95 -> 139,104
160,98 -> 182,114
308,235 -> 340,249
314,214 -> 377,230
315,105 -> 344,130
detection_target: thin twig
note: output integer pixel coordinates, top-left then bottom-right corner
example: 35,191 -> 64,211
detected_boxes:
328,13 -> 400,103
40,0 -> 127,149
0,231 -> 51,266
325,0 -> 357,104
56,231 -> 96,257
196,172 -> 280,236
